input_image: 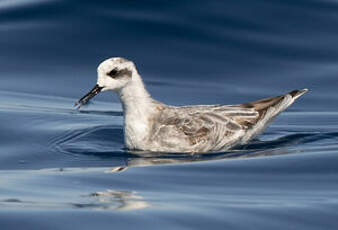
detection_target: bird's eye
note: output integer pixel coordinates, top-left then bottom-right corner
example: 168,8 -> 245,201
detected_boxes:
107,69 -> 119,77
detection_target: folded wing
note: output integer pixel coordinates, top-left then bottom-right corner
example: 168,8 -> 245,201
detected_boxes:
150,89 -> 307,152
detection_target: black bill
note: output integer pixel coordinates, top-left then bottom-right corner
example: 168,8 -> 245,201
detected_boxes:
74,84 -> 103,109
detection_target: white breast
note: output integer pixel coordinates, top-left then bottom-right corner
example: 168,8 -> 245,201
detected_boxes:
124,113 -> 149,150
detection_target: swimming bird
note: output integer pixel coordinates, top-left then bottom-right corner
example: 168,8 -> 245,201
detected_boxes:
75,57 -> 308,153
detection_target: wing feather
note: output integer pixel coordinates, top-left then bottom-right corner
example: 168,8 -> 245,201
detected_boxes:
147,90 -> 307,152
151,105 -> 254,151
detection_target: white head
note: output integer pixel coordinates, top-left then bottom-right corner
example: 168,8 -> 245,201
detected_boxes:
74,57 -> 138,109
97,57 -> 136,91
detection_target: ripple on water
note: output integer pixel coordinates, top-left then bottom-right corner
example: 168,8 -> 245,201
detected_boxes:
50,125 -> 125,157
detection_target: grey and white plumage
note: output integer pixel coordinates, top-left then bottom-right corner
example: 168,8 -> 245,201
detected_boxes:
75,57 -> 308,153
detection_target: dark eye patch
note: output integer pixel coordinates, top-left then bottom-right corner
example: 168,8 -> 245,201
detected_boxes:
107,68 -> 132,79
107,68 -> 119,78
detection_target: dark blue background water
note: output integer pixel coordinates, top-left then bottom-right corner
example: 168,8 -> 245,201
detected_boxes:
1,0 -> 338,229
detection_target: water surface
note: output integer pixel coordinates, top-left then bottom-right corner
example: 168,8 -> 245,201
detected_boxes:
1,0 -> 338,229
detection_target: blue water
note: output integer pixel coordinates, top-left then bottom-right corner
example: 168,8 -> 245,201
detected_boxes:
1,0 -> 338,229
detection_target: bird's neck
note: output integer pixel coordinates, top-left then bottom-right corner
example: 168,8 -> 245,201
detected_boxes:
116,73 -> 159,149
116,73 -> 154,115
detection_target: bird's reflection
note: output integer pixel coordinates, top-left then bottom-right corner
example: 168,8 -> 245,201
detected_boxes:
76,190 -> 150,211
78,133 -> 310,212
0,190 -> 150,211
1,133 -> 315,212
106,132 -> 317,172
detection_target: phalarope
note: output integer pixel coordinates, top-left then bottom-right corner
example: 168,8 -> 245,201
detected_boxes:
75,57 -> 308,153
